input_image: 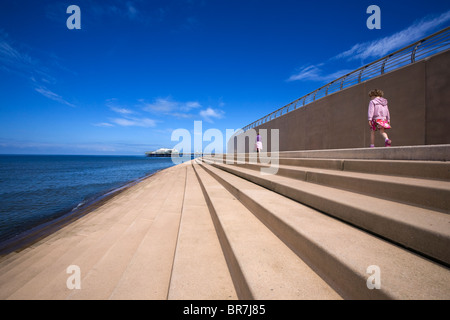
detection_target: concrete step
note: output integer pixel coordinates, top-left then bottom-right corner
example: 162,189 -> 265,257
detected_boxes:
0,195 -> 136,278
276,145 -> 450,161
66,164 -> 187,300
0,192 -> 141,298
192,162 -> 342,300
202,160 -> 450,266
166,165 -> 237,300
1,147 -> 448,300
230,144 -> 450,161
0,170 -> 166,271
196,160 -> 450,299
2,165 -> 179,299
205,155 -> 450,181
213,160 -> 450,212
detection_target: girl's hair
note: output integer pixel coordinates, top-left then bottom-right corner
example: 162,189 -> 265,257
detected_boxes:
369,89 -> 384,97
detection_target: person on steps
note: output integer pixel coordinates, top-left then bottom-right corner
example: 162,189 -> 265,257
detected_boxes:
255,131 -> 263,153
368,89 -> 392,147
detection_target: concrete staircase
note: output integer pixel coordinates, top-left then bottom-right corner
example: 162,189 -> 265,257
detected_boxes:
0,145 -> 449,300
198,146 -> 450,300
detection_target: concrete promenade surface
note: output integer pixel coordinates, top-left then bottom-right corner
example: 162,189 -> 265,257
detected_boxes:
0,145 -> 449,300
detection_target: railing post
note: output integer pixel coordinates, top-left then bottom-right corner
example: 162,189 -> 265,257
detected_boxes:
340,76 -> 346,90
358,67 -> 366,83
325,82 -> 332,95
411,40 -> 424,63
381,56 -> 388,74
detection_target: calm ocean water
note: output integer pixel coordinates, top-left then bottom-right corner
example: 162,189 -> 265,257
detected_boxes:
0,155 -> 177,246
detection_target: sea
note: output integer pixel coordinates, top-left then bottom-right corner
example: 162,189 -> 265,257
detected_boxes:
0,155 -> 178,248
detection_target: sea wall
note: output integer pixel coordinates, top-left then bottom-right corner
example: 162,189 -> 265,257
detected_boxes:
229,50 -> 450,152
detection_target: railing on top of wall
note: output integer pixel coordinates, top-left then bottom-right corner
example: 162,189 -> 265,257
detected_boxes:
242,27 -> 450,132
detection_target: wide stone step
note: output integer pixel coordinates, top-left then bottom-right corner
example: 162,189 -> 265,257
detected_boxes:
203,160 -> 450,266
2,164 -> 184,299
167,165 -> 237,300
240,144 -> 450,161
0,168 -> 167,271
67,164 -> 187,300
193,162 -> 342,300
205,155 -> 450,181
216,161 -> 450,212
0,188 -> 151,299
197,160 -> 450,299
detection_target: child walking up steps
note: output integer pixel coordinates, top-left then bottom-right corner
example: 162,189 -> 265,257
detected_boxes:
368,89 -> 392,147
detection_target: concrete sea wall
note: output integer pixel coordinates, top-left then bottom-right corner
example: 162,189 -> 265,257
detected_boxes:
230,50 -> 450,152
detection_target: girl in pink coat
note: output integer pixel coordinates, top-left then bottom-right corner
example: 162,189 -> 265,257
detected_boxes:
255,131 -> 263,153
368,89 -> 392,147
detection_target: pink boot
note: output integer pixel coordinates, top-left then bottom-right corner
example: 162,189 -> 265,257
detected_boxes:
385,139 -> 392,147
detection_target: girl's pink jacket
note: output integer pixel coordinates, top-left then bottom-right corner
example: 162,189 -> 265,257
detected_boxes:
368,97 -> 390,121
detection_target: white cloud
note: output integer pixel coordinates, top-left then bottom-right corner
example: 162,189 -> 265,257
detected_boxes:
111,117 -> 156,127
141,97 -> 202,117
143,97 -> 179,113
110,106 -> 135,114
93,122 -> 114,127
170,112 -> 193,119
96,99 -> 158,128
287,64 -> 322,82
183,101 -> 202,111
1,32 -> 75,107
287,64 -> 353,83
0,41 -> 30,66
200,107 -> 225,123
101,97 -> 224,125
288,10 -> 450,83
35,86 -> 76,108
106,99 -> 136,115
127,3 -> 138,19
336,10 -> 450,61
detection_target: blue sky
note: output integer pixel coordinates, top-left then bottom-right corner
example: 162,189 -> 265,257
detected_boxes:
1,0 -> 449,154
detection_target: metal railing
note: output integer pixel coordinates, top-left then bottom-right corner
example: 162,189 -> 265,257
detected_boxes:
242,27 -> 450,132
